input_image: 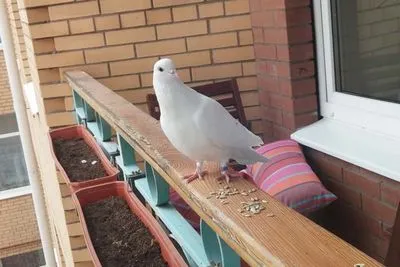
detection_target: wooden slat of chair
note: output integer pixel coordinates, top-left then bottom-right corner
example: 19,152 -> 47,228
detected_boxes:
147,93 -> 160,120
146,79 -> 248,128
385,202 -> 400,267
216,97 -> 236,108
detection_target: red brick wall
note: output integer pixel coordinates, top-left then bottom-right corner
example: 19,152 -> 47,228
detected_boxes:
304,148 -> 400,262
20,0 -> 262,136
249,0 -> 318,142
249,0 -> 400,263
0,195 -> 41,258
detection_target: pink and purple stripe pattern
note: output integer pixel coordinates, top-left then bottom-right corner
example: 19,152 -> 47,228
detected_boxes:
246,139 -> 337,214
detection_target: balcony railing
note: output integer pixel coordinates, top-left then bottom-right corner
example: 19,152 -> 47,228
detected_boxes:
65,70 -> 382,267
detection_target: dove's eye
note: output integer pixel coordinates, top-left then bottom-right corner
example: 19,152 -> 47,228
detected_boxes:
158,67 -> 164,72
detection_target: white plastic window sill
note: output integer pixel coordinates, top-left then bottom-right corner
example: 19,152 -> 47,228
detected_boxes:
291,118 -> 400,183
0,131 -> 19,139
0,185 -> 32,200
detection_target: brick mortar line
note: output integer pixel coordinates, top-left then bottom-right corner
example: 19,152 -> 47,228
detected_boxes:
35,41 -> 254,57
36,57 -> 255,73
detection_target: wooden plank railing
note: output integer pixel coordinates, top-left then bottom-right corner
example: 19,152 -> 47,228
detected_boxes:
65,70 -> 383,267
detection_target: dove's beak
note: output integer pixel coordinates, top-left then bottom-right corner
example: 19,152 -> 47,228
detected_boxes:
169,69 -> 179,78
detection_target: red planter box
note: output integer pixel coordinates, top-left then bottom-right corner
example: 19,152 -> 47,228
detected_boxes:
72,181 -> 187,267
49,125 -> 119,192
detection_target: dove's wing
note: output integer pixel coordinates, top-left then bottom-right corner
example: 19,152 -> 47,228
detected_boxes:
193,93 -> 264,149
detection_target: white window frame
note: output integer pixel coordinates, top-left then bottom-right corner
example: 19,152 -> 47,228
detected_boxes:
314,0 -> 400,139
0,185 -> 31,200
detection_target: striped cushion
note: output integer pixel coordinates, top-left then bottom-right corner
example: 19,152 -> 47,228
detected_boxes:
246,139 -> 337,214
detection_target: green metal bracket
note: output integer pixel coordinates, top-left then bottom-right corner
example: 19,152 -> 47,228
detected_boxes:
169,234 -> 199,267
72,90 -> 86,125
134,178 -> 210,267
95,112 -> 112,142
117,133 -> 136,167
136,162 -> 239,267
71,93 -> 118,161
201,220 -> 240,267
84,111 -> 119,162
84,101 -> 95,122
145,162 -> 169,206
72,90 -> 83,110
87,120 -> 100,139
116,133 -> 144,183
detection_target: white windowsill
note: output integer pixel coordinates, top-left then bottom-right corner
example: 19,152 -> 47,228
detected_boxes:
0,185 -> 32,200
291,118 -> 400,183
0,131 -> 19,139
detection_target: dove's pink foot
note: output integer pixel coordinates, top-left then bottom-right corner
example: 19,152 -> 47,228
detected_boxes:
183,161 -> 207,183
184,171 -> 208,183
217,164 -> 246,183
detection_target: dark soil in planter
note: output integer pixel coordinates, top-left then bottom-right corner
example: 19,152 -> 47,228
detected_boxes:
83,196 -> 167,267
53,138 -> 107,181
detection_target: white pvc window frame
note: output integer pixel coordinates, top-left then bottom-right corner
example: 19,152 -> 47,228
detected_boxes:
313,0 -> 400,139
0,185 -> 31,200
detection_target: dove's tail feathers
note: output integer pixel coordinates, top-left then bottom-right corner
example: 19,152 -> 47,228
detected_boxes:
230,147 -> 268,165
252,135 -> 264,147
245,128 -> 264,147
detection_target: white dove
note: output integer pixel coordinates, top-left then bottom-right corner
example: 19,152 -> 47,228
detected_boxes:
153,58 -> 268,183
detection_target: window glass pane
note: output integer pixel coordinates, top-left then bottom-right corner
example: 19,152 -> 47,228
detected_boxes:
0,113 -> 19,135
0,136 -> 29,191
331,0 -> 400,103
